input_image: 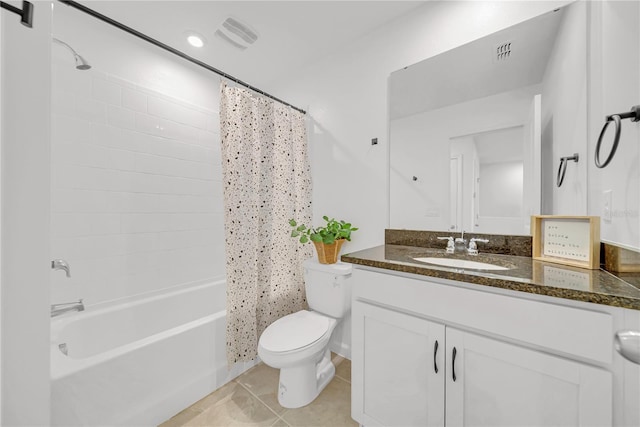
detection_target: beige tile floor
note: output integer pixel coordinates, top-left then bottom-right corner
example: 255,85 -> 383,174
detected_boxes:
159,353 -> 357,427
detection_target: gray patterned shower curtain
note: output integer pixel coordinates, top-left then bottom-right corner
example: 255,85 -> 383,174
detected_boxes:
219,82 -> 313,366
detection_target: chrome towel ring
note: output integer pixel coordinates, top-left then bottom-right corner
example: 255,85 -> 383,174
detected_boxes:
557,153 -> 579,187
595,105 -> 640,168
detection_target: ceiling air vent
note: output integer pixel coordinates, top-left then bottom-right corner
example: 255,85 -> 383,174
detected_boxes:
215,16 -> 258,51
494,40 -> 513,62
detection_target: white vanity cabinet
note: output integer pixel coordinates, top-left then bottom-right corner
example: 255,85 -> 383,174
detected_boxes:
444,327 -> 611,427
354,302 -> 445,426
351,267 -> 633,427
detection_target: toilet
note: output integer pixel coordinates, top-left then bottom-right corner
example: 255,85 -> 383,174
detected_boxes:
257,258 -> 352,408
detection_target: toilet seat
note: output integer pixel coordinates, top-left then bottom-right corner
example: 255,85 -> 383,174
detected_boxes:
260,311 -> 331,353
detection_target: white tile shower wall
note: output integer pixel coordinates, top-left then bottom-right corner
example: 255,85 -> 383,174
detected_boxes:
51,61 -> 223,306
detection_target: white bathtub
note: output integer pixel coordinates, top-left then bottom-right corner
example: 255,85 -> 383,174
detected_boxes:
50,279 -> 255,426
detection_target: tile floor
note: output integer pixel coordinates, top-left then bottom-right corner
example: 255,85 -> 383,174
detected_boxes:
159,353 -> 357,427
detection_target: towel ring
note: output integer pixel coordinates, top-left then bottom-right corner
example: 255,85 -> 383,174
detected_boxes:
557,153 -> 579,187
595,105 -> 640,169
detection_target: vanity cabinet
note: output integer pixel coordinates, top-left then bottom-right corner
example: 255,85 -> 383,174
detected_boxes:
352,268 -> 618,427
354,302 -> 445,426
445,327 -> 610,427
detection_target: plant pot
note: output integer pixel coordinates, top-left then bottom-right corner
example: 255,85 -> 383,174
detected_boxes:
312,239 -> 345,264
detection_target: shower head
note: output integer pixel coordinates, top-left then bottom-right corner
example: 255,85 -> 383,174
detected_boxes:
74,54 -> 91,70
52,37 -> 92,70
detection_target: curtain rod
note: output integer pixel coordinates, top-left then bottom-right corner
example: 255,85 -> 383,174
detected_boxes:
57,0 -> 306,115
1,0 -> 33,27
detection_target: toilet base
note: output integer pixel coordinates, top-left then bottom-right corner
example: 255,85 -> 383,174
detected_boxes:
277,349 -> 335,408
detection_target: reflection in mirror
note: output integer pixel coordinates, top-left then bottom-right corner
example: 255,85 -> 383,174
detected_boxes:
389,3 -> 585,235
450,125 -> 531,235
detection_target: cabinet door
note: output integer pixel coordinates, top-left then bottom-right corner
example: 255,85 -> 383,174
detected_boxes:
445,328 -> 612,426
352,301 -> 445,427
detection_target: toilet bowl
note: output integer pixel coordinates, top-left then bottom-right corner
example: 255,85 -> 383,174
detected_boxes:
257,259 -> 352,408
258,310 -> 337,408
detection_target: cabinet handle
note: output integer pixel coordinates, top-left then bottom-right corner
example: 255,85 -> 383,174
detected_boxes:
452,347 -> 457,382
433,340 -> 439,373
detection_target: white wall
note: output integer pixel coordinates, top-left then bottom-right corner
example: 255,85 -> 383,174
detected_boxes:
51,5 -> 224,306
480,161 -> 524,218
450,136 -> 477,232
1,2 -> 52,424
389,86 -> 538,232
272,0 -> 570,253
541,0 -> 588,216
588,0 -> 640,250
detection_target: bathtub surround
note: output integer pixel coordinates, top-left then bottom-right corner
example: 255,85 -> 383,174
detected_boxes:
50,65 -> 223,305
220,82 -> 312,366
49,280 -> 250,426
51,4 -> 224,307
48,5 -> 238,426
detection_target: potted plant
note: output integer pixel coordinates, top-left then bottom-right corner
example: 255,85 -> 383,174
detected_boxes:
289,216 -> 358,264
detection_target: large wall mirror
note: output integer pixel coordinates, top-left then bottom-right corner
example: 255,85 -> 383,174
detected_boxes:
389,2 -> 587,236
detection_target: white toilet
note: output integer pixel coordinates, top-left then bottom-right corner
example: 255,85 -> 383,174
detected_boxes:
257,258 -> 352,408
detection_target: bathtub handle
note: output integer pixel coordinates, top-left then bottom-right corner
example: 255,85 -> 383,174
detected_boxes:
51,259 -> 71,277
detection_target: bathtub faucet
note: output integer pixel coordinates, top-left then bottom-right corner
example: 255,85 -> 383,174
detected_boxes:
51,299 -> 84,317
51,259 -> 71,277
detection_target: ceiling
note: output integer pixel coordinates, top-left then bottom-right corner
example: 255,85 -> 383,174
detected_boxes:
81,1 -> 426,90
389,6 -> 564,120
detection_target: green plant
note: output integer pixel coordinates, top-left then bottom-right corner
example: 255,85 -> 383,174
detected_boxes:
289,216 -> 358,245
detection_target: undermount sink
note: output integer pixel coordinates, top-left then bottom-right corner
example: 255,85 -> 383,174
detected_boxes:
412,257 -> 510,271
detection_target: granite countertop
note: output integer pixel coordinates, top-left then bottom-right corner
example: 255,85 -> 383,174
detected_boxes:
342,244 -> 640,310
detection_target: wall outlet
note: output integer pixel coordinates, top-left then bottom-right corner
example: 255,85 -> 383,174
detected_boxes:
603,190 -> 612,222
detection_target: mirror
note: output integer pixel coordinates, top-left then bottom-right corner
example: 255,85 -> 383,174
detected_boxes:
389,2 -> 586,235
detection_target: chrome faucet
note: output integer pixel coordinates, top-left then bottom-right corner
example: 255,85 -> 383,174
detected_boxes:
439,232 -> 489,255
437,236 -> 455,253
51,259 -> 71,277
51,299 -> 84,317
454,230 -> 467,253
438,231 -> 468,254
467,238 -> 490,255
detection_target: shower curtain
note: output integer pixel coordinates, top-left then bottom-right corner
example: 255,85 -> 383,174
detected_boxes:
220,82 -> 313,366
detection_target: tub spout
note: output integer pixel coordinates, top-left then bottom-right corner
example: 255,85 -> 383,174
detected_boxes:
52,259 -> 71,277
51,299 -> 84,317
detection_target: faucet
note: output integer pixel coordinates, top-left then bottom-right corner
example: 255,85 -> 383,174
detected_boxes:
51,299 -> 84,317
467,238 -> 489,255
439,232 -> 490,255
51,259 -> 71,277
437,236 -> 455,253
438,231 -> 468,254
454,230 -> 467,253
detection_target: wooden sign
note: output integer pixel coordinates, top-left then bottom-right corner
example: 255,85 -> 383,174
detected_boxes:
531,216 -> 600,270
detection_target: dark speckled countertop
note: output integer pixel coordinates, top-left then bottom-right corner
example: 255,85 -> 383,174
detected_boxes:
342,244 -> 640,310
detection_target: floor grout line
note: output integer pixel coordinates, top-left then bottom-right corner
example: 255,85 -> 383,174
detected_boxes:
334,369 -> 351,384
182,362 -> 354,427
235,377 -> 289,425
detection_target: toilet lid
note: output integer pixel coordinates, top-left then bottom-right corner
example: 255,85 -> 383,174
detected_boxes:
260,311 -> 329,353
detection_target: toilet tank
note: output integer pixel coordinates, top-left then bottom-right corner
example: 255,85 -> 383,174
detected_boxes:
303,258 -> 352,319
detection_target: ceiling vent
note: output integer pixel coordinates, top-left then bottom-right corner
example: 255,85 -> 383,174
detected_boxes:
215,17 -> 258,51
494,40 -> 513,62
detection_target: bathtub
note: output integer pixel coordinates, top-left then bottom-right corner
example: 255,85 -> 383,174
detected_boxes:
50,279 -> 255,426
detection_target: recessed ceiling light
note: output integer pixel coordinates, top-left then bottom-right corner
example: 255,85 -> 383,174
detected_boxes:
186,32 -> 205,48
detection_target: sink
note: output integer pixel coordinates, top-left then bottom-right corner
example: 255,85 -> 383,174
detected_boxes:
412,257 -> 510,271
